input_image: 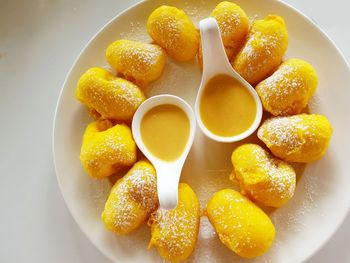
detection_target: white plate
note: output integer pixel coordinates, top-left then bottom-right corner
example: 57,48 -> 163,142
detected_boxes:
53,0 -> 350,262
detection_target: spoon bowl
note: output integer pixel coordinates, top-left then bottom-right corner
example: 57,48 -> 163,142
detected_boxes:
132,94 -> 196,210
195,17 -> 263,143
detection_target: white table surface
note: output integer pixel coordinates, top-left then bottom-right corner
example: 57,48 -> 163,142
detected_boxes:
0,0 -> 349,262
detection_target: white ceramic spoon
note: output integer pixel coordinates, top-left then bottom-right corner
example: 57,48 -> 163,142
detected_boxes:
195,17 -> 263,143
132,95 -> 196,210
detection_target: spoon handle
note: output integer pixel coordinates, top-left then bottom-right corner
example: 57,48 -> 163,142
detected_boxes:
156,162 -> 181,210
200,17 -> 233,79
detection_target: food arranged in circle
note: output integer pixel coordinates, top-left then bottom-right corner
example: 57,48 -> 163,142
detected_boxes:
74,1 -> 333,261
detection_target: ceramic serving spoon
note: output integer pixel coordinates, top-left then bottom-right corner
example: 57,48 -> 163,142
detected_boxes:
132,94 -> 196,210
195,17 -> 263,143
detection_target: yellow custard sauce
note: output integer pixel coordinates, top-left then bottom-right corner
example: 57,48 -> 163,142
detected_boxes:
140,104 -> 190,161
200,74 -> 256,137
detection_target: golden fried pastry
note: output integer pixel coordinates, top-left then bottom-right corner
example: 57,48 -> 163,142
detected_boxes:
198,1 -> 249,66
106,39 -> 166,87
258,114 -> 333,163
80,120 -> 136,179
76,67 -> 145,120
232,15 -> 288,86
210,1 -> 249,54
147,5 -> 199,61
231,144 -> 296,207
148,183 -> 200,262
256,58 -> 318,116
205,189 -> 275,258
102,161 -> 158,234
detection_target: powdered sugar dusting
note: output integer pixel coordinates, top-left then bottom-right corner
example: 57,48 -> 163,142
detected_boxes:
107,40 -> 165,86
102,162 -> 158,233
77,68 -> 145,120
80,120 -> 136,178
148,186 -> 200,260
232,144 -> 296,207
119,21 -> 150,42
258,116 -> 305,153
151,13 -> 181,53
146,56 -> 201,105
184,0 -> 207,23
271,167 -> 320,233
242,31 -> 280,76
256,60 -> 314,116
210,2 -> 244,49
119,41 -> 163,69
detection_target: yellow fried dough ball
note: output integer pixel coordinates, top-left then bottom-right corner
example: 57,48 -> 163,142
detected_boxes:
232,15 -> 288,86
198,1 -> 249,66
106,39 -> 166,87
256,58 -> 318,116
210,1 -> 249,54
231,144 -> 296,207
258,114 -> 333,163
80,120 -> 136,179
205,189 -> 275,258
102,161 -> 158,234
148,183 -> 200,262
147,5 -> 199,61
76,67 -> 145,120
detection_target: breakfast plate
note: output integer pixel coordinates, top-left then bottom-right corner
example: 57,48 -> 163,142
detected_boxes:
53,0 -> 350,262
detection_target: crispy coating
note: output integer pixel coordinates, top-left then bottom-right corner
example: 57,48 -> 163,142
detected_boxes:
258,114 -> 333,163
106,39 -> 166,87
232,15 -> 288,86
147,5 -> 199,61
80,120 -> 136,179
231,144 -> 296,207
256,58 -> 318,116
102,161 -> 158,234
210,1 -> 249,54
76,67 -> 145,120
205,189 -> 275,258
148,183 -> 200,262
198,1 -> 249,66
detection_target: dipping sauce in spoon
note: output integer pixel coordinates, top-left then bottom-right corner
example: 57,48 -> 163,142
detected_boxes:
133,95 -> 196,209
200,74 -> 257,137
140,104 -> 190,161
195,18 -> 262,143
